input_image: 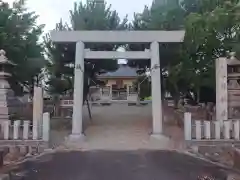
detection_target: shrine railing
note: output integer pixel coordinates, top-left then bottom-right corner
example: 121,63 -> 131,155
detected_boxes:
60,99 -> 152,107
184,112 -> 240,145
0,112 -> 50,146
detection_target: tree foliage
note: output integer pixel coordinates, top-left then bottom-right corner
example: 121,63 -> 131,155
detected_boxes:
128,0 -> 185,100
183,0 -> 240,101
128,0 -> 184,69
44,2 -> 128,101
44,0 -> 240,106
128,0 -> 240,103
0,0 -> 45,96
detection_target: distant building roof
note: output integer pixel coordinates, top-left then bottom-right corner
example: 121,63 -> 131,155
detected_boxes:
98,65 -> 138,78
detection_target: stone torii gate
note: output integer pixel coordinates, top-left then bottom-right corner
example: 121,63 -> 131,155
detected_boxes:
50,30 -> 185,142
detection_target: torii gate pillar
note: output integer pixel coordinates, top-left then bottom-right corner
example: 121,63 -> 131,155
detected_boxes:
50,30 -> 185,142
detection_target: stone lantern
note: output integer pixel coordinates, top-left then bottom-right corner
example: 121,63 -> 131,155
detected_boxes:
0,50 -> 16,121
227,54 -> 240,119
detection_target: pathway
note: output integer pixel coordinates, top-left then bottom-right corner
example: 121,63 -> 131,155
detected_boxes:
50,104 -> 185,150
9,150 -> 234,180
7,104 -> 239,180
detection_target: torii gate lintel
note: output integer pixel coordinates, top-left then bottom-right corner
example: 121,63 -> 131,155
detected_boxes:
50,30 -> 185,142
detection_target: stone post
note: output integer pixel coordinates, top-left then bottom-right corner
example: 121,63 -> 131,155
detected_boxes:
215,58 -> 228,125
109,85 -> 113,100
32,86 -> 43,139
100,87 -> 103,100
69,41 -> 85,141
150,41 -> 163,135
42,112 -> 50,141
126,85 -> 130,97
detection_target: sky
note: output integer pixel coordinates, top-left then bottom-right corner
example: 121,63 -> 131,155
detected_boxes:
5,0 -> 154,64
5,0 -> 153,33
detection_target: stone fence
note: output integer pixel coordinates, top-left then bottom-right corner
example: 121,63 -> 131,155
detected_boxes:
184,112 -> 240,145
0,112 -> 50,144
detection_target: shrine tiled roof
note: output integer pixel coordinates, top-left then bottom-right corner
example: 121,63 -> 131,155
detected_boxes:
98,65 -> 138,78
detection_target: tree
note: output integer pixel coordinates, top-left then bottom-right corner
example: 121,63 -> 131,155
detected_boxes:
128,1 -> 186,102
182,0 -> 240,102
128,0 -> 240,106
46,0 -> 240,111
45,2 -> 128,102
0,0 -> 45,96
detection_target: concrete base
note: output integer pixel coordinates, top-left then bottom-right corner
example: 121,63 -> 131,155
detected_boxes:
67,134 -> 86,143
150,134 -> 170,142
64,134 -> 86,149
149,134 -> 171,149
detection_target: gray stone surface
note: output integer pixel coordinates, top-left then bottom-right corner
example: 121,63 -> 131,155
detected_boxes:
0,174 -> 9,180
8,150 -> 236,180
49,104 -> 186,150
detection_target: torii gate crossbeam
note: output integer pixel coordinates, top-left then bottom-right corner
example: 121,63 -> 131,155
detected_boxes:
50,30 -> 185,142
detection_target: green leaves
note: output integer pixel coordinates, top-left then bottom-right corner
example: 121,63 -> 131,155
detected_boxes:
45,1 -> 128,96
43,0 -> 240,104
0,0 -> 45,95
180,0 -> 240,101
128,0 -> 240,102
70,2 -> 128,30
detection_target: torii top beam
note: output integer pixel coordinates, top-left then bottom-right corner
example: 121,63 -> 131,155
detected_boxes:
50,30 -> 185,43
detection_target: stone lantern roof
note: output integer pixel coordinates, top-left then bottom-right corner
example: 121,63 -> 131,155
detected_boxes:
0,50 -> 16,77
228,58 -> 240,65
0,50 -> 16,65
227,52 -> 240,78
227,58 -> 240,66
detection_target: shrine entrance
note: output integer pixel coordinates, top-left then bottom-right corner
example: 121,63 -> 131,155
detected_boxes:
112,81 -> 127,101
50,30 -> 184,142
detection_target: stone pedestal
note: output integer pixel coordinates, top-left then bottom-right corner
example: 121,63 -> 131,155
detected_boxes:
150,133 -> 170,148
150,134 -> 169,141
0,89 -> 14,121
68,134 -> 85,142
65,134 -> 85,148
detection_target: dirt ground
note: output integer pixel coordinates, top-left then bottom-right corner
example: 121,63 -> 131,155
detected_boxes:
49,104 -> 186,150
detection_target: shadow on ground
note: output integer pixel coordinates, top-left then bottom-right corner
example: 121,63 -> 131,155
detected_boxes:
8,150 -> 233,180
